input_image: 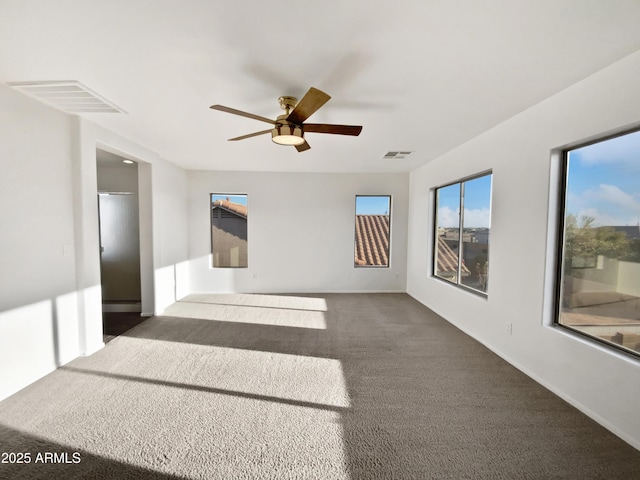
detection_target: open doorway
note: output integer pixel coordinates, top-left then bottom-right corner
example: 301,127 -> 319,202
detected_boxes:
96,149 -> 149,342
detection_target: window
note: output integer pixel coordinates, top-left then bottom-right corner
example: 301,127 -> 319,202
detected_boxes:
434,173 -> 492,293
211,194 -> 248,268
354,195 -> 391,267
556,130 -> 640,357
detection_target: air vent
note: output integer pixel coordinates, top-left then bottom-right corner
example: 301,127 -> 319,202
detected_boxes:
7,80 -> 126,113
383,151 -> 413,159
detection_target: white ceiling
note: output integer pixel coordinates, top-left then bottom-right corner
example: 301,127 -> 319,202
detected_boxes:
2,1 -> 640,173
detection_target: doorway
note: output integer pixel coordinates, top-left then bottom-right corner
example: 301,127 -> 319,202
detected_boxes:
96,149 -> 147,341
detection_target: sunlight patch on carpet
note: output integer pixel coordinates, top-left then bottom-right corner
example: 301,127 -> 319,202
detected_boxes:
74,340 -> 350,409
178,293 -> 328,311
162,300 -> 327,329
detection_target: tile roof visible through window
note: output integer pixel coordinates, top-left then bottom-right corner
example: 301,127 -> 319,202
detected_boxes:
436,237 -> 470,278
355,214 -> 390,266
212,198 -> 247,217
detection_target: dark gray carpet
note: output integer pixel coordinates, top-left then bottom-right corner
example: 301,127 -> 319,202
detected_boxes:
102,312 -> 149,343
1,293 -> 638,479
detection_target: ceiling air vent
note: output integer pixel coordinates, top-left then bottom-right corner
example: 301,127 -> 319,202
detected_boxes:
383,151 -> 413,159
7,80 -> 126,114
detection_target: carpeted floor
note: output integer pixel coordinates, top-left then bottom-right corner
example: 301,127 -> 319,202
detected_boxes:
1,293 -> 639,479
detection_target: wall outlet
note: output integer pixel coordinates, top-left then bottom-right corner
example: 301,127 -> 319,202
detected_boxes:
506,323 -> 513,335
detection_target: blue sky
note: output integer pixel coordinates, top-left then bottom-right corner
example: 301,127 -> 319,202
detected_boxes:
356,195 -> 390,215
437,175 -> 492,228
566,130 -> 640,226
211,194 -> 248,205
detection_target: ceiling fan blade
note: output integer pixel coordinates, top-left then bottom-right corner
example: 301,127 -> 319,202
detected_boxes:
228,129 -> 272,141
295,141 -> 311,152
210,105 -> 276,125
287,87 -> 331,124
304,124 -> 362,136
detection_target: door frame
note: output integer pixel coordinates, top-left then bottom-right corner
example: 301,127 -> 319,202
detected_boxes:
95,146 -> 154,317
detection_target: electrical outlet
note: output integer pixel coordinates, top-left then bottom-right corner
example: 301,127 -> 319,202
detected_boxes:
506,323 -> 513,335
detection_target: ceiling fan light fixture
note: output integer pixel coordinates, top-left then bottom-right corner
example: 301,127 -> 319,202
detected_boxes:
211,87 -> 362,152
271,125 -> 305,146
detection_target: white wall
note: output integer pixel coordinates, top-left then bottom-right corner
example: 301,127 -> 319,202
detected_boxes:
407,50 -> 640,449
149,153 -> 190,313
97,158 -> 139,194
0,84 -> 189,400
0,85 -> 78,399
188,171 -> 409,294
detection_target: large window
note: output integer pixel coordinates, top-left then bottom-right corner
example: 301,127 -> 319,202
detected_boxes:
556,130 -> 640,357
354,195 -> 391,267
434,173 -> 492,293
211,194 -> 248,268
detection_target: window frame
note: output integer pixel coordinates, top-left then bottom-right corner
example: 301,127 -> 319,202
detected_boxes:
210,193 -> 249,269
553,128 -> 640,360
354,194 -> 392,268
432,171 -> 492,296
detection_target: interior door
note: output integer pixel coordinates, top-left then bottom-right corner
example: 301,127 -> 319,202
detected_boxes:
98,193 -> 142,305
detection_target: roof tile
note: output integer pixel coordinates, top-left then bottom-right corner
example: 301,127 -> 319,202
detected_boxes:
212,199 -> 247,217
355,214 -> 389,266
436,237 -> 470,276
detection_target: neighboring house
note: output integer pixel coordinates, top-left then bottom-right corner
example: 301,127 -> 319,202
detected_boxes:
355,214 -> 390,266
211,198 -> 248,267
611,225 -> 640,240
471,228 -> 490,244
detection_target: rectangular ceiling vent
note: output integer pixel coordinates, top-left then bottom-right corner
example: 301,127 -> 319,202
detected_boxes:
383,151 -> 413,159
7,80 -> 126,114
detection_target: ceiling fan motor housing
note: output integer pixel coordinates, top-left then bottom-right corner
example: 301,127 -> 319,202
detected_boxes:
272,113 -> 304,146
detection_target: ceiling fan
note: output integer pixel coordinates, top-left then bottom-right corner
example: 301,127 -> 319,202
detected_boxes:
210,87 -> 362,152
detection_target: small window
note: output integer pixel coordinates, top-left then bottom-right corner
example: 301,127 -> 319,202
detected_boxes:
434,173 -> 492,294
556,130 -> 640,357
211,194 -> 248,268
354,195 -> 391,267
